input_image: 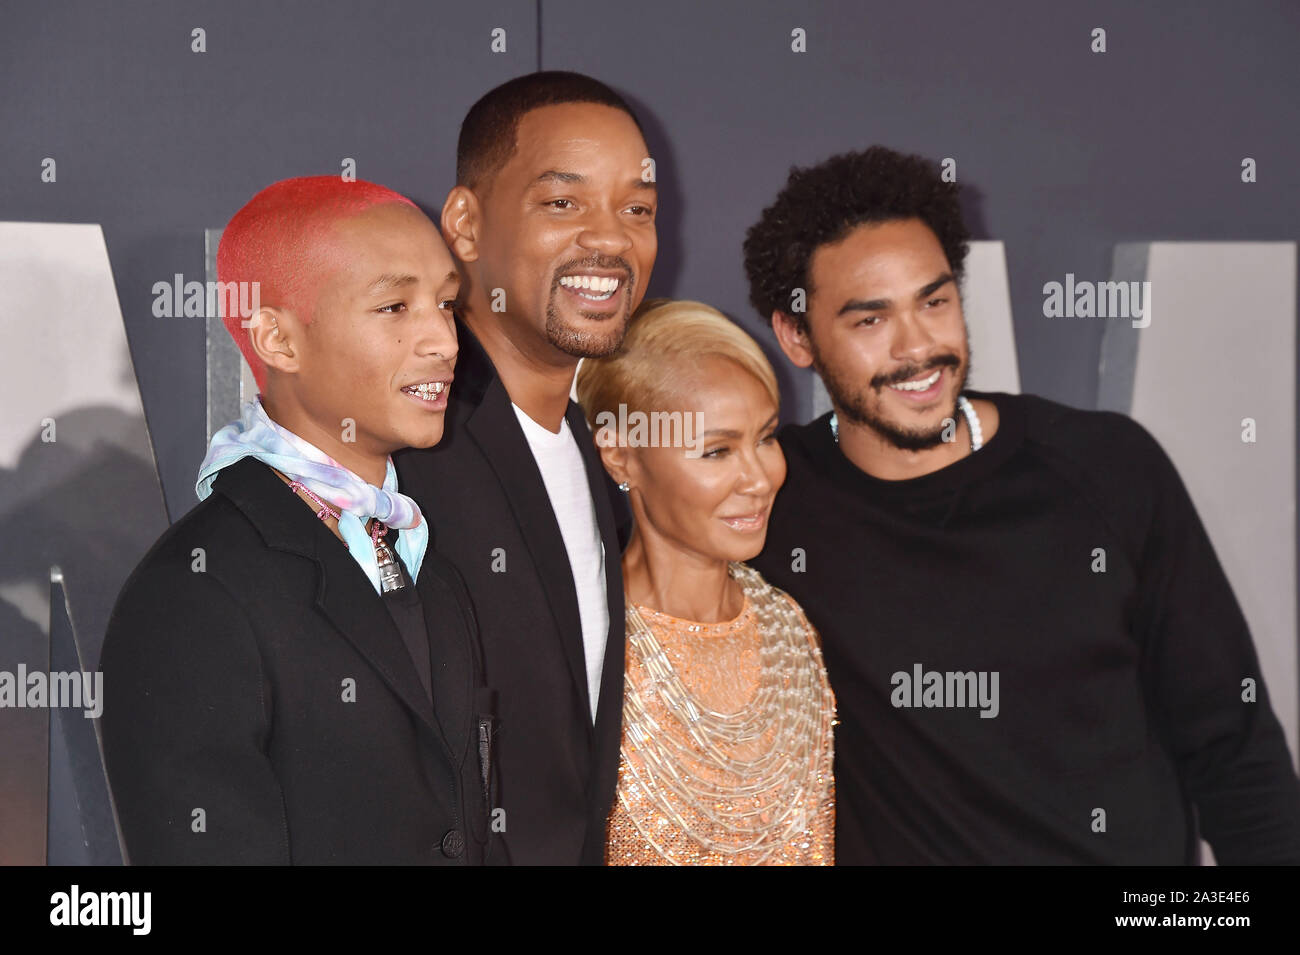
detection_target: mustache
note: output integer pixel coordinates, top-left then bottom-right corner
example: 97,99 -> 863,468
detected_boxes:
872,354 -> 961,390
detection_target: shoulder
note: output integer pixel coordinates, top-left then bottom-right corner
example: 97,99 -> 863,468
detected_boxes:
101,497 -> 268,682
994,392 -> 1185,544
774,413 -> 833,466
736,562 -> 821,646
107,492 -> 267,631
124,494 -> 254,582
980,391 -> 1156,459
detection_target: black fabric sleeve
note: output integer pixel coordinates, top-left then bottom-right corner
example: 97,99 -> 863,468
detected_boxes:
1131,424 -> 1300,864
100,558 -> 290,864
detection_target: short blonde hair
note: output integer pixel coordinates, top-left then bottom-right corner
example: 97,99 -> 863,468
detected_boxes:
576,298 -> 779,431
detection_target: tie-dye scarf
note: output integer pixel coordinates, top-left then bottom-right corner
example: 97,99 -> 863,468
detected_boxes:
196,397 -> 427,593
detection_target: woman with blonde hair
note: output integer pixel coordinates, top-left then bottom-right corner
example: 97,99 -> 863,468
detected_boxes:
576,298 -> 835,865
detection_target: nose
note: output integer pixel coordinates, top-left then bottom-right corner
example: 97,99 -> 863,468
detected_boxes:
891,309 -> 937,362
734,443 -> 775,501
576,205 -> 633,258
417,306 -> 459,364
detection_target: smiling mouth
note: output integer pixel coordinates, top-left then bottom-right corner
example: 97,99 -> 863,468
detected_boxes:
720,511 -> 767,532
558,272 -> 625,304
889,369 -> 940,391
885,367 -> 946,401
399,379 -> 450,402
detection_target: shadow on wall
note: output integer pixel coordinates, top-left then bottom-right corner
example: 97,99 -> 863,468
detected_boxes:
0,405 -> 167,865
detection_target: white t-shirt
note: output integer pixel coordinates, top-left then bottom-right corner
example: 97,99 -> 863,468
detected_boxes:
511,402 -> 609,724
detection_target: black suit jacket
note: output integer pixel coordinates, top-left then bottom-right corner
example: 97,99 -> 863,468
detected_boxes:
394,315 -> 628,865
100,457 -> 494,865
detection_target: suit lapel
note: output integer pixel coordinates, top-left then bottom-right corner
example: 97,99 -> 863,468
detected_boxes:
465,377 -> 592,724
313,545 -> 456,759
214,458 -> 454,760
566,402 -> 628,739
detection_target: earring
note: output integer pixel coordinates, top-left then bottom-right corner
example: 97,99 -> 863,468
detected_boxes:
617,481 -> 629,492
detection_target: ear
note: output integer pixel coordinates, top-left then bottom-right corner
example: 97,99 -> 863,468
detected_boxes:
771,310 -> 815,369
441,185 -> 481,264
247,306 -> 301,376
595,429 -> 634,488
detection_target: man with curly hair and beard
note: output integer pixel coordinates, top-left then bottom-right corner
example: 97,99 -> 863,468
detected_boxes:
744,146 -> 1300,865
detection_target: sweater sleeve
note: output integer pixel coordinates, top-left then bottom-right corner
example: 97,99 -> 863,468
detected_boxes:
100,556 -> 290,864
1130,422 -> 1300,864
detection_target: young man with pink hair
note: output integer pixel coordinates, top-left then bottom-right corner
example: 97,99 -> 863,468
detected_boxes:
100,176 -> 494,865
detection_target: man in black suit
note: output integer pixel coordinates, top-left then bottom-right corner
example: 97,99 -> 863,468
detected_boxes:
101,176 -> 493,864
394,72 -> 658,864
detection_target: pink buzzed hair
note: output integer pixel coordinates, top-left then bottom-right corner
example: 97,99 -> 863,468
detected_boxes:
217,176 -> 418,390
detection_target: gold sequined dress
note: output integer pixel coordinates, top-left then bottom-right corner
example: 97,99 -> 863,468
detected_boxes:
606,561 -> 835,865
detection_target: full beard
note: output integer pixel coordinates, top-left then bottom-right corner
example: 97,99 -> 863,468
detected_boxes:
811,338 -> 971,452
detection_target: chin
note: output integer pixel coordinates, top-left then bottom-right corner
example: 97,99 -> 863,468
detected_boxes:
722,537 -> 766,564
553,323 -> 625,359
400,423 -> 446,450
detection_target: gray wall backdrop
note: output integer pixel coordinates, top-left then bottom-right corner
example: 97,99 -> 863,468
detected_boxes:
3,0 -> 1296,518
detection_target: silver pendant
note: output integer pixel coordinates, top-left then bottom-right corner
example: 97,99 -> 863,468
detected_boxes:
375,540 -> 405,592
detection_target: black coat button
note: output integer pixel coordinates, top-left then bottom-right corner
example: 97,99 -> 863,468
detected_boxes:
441,829 -> 465,858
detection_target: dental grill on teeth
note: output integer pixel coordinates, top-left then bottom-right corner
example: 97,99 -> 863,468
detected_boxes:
404,381 -> 446,400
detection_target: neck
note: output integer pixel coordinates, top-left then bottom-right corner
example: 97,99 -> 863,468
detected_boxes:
621,525 -> 742,623
268,467 -> 346,542
462,300 -> 577,434
259,390 -> 388,487
836,395 -> 1000,481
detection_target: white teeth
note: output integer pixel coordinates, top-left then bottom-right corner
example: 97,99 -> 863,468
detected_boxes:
889,370 -> 941,392
559,274 -> 621,299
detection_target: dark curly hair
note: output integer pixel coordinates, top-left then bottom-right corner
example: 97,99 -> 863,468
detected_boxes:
743,147 -> 969,331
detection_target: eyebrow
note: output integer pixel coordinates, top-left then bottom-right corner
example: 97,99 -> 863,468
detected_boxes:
367,273 -> 419,294
366,270 -> 460,294
836,272 -> 955,316
700,412 -> 779,439
531,169 -> 657,191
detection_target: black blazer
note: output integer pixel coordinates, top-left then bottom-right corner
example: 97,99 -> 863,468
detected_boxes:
394,315 -> 628,865
100,456 -> 494,865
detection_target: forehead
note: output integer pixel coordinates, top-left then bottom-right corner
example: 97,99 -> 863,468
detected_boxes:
810,218 -> 948,289
325,203 -> 441,256
506,102 -> 648,175
661,356 -> 774,414
315,204 -> 453,284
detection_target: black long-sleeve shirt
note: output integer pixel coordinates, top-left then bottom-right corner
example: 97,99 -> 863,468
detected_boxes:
750,390 -> 1300,864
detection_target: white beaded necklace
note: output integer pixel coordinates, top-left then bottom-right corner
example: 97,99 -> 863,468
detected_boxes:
830,393 -> 983,451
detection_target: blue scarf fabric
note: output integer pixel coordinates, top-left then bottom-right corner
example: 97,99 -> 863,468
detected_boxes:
196,397 -> 428,593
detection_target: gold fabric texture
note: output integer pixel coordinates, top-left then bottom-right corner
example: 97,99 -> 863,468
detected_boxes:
606,562 -> 835,865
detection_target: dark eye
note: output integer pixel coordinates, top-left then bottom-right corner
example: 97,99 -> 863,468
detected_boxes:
438,298 -> 460,312
926,297 -> 948,308
627,205 -> 654,217
547,198 -> 575,210
377,302 -> 407,314
759,431 -> 777,444
703,446 -> 729,458
857,316 -> 881,327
